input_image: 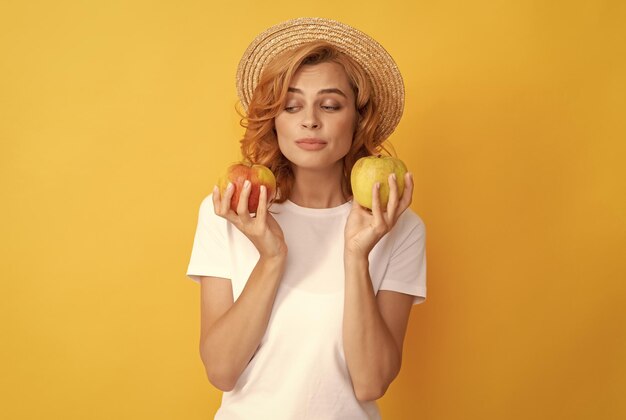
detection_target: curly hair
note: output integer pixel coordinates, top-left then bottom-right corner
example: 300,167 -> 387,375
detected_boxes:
238,40 -> 394,202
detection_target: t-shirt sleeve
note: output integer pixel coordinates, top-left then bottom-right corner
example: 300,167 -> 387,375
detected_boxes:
186,193 -> 232,283
378,211 -> 427,305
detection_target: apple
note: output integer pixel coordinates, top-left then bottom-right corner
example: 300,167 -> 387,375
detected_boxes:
219,163 -> 277,213
350,155 -> 408,210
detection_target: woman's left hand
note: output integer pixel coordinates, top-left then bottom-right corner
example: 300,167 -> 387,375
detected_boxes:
344,172 -> 414,260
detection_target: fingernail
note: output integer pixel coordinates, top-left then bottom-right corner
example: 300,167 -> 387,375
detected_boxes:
213,185 -> 218,192
391,173 -> 396,181
244,180 -> 250,189
227,182 -> 233,191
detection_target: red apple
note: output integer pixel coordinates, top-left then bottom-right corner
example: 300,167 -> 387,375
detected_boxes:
350,155 -> 408,210
219,163 -> 277,213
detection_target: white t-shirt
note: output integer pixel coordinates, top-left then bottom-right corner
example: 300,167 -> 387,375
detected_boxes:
186,194 -> 427,420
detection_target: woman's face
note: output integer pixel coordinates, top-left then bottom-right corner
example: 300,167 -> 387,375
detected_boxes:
274,61 -> 358,171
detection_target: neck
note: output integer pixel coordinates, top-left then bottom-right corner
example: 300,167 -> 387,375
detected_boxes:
288,163 -> 349,208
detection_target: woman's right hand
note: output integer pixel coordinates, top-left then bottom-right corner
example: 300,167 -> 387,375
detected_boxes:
213,181 -> 287,260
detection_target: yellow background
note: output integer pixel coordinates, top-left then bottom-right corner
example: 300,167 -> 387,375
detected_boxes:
2,0 -> 625,419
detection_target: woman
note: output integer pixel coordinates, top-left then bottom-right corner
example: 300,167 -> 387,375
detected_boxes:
187,17 -> 427,419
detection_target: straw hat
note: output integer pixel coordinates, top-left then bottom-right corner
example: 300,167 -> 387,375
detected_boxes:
236,17 -> 405,142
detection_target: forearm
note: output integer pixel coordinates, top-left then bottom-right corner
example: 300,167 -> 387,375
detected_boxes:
343,255 -> 401,401
200,254 -> 286,391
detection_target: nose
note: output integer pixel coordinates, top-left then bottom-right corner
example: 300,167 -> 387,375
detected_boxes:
300,108 -> 320,129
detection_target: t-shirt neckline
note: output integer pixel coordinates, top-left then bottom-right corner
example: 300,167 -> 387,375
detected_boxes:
278,199 -> 353,216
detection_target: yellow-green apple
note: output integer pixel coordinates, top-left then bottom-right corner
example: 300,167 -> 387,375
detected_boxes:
350,156 -> 408,210
219,163 -> 276,213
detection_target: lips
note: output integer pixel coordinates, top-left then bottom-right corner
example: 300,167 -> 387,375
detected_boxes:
295,138 -> 327,151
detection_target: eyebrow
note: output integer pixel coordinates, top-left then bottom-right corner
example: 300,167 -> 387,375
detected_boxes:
287,87 -> 348,99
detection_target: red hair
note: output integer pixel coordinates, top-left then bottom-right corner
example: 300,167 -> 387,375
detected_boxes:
238,41 -> 394,202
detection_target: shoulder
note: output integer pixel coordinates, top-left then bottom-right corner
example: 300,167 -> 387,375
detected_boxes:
196,193 -> 228,229
384,208 -> 426,253
198,192 -> 215,212
395,207 -> 426,236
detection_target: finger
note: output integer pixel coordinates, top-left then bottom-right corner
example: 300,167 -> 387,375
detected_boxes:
256,185 -> 268,225
393,172 -> 413,222
371,181 -> 384,228
220,182 -> 236,215
236,179 -> 253,222
400,172 -> 414,210
267,185 -> 277,203
212,185 -> 221,214
387,173 -> 399,222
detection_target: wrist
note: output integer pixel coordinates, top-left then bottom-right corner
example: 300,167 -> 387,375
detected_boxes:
259,250 -> 288,265
343,250 -> 369,266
